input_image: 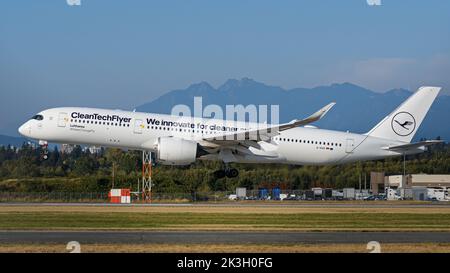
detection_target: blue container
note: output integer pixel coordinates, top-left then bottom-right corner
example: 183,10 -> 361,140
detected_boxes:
272,187 -> 281,200
258,188 -> 268,199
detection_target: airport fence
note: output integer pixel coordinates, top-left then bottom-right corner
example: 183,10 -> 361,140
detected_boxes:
0,191 -> 232,203
0,192 -> 109,203
0,190 -> 309,203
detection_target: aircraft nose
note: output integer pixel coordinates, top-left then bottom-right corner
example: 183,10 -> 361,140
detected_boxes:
18,123 -> 30,137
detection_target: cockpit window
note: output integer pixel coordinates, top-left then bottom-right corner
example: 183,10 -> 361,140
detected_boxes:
32,114 -> 44,121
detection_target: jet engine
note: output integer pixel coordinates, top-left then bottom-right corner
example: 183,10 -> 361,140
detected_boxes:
156,137 -> 206,165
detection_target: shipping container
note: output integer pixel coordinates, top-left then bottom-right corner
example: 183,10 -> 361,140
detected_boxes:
236,187 -> 247,199
312,187 -> 322,196
343,188 -> 355,199
412,187 -> 427,201
272,187 -> 281,200
322,188 -> 333,199
258,188 -> 269,200
399,188 -> 413,199
305,190 -> 315,200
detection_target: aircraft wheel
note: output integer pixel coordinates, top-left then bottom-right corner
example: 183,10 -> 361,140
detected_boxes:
226,168 -> 239,178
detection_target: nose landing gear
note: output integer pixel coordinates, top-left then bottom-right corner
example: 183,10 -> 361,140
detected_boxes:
39,140 -> 49,160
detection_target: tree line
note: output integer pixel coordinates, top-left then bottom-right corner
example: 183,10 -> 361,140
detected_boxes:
0,140 -> 449,194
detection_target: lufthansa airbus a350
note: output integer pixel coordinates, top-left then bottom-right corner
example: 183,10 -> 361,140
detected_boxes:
18,86 -> 442,178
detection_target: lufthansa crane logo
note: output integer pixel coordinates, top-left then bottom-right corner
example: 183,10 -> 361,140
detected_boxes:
391,112 -> 416,136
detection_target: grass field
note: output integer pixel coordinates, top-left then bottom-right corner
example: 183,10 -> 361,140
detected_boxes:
1,204 -> 450,231
2,243 -> 450,253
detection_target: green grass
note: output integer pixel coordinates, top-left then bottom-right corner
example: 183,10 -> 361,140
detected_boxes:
1,212 -> 450,230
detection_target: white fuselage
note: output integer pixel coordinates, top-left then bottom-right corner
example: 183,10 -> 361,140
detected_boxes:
18,107 -> 421,165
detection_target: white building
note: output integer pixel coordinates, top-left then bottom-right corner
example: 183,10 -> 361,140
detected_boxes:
384,174 -> 450,201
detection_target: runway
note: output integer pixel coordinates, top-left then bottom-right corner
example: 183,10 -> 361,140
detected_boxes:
1,231 -> 450,244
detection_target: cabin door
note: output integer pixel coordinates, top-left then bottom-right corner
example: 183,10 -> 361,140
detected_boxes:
134,119 -> 144,134
58,112 -> 68,128
345,138 -> 355,153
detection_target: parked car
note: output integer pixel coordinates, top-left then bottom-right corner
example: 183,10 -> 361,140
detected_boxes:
284,194 -> 297,201
227,194 -> 237,201
374,194 -> 387,200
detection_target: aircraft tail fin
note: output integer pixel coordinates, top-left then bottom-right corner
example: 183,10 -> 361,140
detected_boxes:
365,86 -> 441,143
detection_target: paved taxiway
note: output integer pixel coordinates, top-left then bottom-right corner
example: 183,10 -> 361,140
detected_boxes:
1,231 -> 450,244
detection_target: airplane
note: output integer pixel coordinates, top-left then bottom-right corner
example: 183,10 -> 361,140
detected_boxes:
18,86 -> 443,178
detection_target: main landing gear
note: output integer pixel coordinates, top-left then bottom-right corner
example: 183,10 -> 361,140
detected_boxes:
213,167 -> 239,179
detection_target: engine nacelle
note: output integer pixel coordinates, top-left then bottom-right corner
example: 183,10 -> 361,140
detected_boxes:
157,137 -> 202,165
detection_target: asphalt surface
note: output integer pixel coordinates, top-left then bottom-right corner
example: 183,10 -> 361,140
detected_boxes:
1,231 -> 450,244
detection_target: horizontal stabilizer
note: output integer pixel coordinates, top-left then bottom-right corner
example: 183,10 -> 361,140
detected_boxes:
384,140 -> 444,151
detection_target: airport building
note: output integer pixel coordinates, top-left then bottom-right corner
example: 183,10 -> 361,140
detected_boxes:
371,172 -> 450,201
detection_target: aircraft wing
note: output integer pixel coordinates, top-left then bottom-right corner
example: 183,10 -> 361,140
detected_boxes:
202,102 -> 336,145
384,140 -> 444,151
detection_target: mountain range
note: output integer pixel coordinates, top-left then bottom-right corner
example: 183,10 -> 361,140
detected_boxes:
136,78 -> 450,142
1,79 -> 448,147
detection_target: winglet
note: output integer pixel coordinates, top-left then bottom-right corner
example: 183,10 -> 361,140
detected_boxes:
281,102 -> 336,131
307,102 -> 336,123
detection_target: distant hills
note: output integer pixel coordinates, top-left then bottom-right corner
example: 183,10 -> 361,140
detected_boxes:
0,135 -> 28,148
137,78 -> 450,141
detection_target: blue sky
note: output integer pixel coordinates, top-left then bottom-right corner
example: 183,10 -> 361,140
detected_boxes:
1,0 -> 449,136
